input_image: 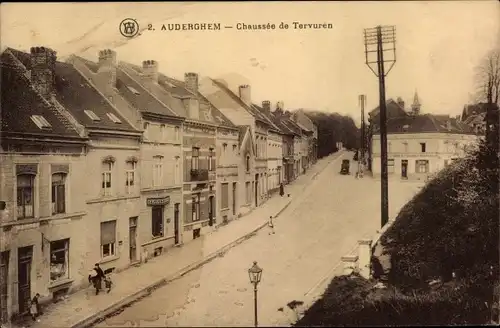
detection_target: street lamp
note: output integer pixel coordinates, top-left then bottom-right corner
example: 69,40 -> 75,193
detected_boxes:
248,261 -> 263,327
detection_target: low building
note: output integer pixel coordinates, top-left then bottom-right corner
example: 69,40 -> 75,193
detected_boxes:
0,50 -> 89,321
371,114 -> 478,181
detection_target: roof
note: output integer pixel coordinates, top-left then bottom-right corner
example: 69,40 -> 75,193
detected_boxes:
266,111 -> 297,136
463,103 -> 488,117
155,72 -> 235,128
6,48 -> 137,132
281,116 -> 304,136
1,53 -> 82,138
464,112 -> 486,125
118,62 -> 186,117
250,104 -> 282,133
53,61 -> 137,132
238,125 -> 250,146
369,98 -> 407,117
373,114 -> 475,135
210,79 -> 272,128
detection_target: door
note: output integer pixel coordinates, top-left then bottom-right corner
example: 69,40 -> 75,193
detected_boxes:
17,246 -> 32,315
254,174 -> 259,207
129,217 -> 137,263
232,182 -> 237,216
174,203 -> 180,245
401,160 -> 408,179
208,196 -> 214,227
0,251 -> 9,324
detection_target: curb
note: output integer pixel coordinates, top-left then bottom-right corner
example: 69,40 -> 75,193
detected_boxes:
74,198 -> 293,328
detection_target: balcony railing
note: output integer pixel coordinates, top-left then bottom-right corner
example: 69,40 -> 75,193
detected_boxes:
190,169 -> 209,181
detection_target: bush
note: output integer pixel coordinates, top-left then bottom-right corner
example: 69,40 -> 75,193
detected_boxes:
295,275 -> 491,326
380,139 -> 499,290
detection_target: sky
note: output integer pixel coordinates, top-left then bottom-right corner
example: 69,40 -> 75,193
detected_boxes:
1,1 -> 499,124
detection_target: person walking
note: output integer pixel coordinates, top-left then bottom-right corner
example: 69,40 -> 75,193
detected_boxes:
88,263 -> 106,295
279,183 -> 284,197
104,275 -> 113,293
268,215 -> 275,235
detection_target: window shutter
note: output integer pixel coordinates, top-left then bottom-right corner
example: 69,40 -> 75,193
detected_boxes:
211,158 -> 216,170
100,221 -> 116,245
185,157 -> 191,176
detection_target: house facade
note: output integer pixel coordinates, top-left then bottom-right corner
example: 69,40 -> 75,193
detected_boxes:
371,114 -> 478,181
291,109 -> 318,167
69,52 -> 186,263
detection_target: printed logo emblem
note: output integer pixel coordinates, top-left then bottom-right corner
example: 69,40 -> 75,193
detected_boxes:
119,18 -> 139,38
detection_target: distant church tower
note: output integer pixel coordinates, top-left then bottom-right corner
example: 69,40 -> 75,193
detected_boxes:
411,90 -> 421,115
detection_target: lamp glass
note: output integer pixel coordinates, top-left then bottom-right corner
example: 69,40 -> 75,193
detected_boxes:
248,261 -> 263,284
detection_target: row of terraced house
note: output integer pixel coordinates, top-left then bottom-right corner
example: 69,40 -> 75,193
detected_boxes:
0,46 -> 318,321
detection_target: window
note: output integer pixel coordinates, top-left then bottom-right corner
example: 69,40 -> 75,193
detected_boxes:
420,142 -> 426,153
125,161 -> 136,193
84,110 -> 101,121
143,122 -> 149,139
416,160 -> 429,173
160,124 -> 166,141
101,162 -> 113,196
17,174 -> 34,219
192,194 -> 200,221
221,183 -> 229,209
50,239 -> 69,282
100,221 -> 116,258
31,115 -> 52,129
233,144 -> 237,152
126,85 -> 140,95
174,126 -> 180,141
106,112 -> 122,124
208,148 -> 215,171
51,173 -> 66,214
255,142 -> 259,158
191,147 -> 200,170
246,155 -> 250,172
387,159 -> 395,173
245,181 -> 251,205
151,206 -> 164,238
223,143 -> 227,152
153,156 -> 163,187
174,156 -> 180,185
388,142 -> 392,153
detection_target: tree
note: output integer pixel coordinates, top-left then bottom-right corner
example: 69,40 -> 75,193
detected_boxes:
475,49 -> 500,148
303,111 -> 360,158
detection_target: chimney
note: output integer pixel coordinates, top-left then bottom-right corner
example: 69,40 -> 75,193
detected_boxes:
30,46 -> 57,98
142,60 -> 158,82
97,49 -> 117,93
262,100 -> 271,112
185,72 -> 199,94
284,110 -> 291,119
396,97 -> 405,110
238,85 -> 251,105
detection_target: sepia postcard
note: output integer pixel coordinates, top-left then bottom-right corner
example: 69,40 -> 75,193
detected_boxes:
0,1 -> 499,327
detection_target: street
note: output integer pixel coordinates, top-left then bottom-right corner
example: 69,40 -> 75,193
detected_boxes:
97,153 -> 422,327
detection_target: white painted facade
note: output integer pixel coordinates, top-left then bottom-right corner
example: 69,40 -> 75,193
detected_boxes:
371,132 -> 478,180
266,130 -> 283,192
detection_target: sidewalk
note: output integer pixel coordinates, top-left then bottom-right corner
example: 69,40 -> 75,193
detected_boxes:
9,152 -> 342,328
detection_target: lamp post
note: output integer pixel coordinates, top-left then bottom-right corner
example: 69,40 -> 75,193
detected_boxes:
248,261 -> 263,327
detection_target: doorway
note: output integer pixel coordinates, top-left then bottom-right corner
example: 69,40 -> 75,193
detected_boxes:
174,203 -> 180,245
254,174 -> 259,207
232,182 -> 237,216
193,228 -> 201,240
0,251 -> 9,324
208,196 -> 214,226
129,217 -> 138,263
401,160 -> 408,179
17,246 -> 32,315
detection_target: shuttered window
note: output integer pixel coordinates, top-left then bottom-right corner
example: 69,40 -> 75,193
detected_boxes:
100,221 -> 116,258
221,183 -> 229,209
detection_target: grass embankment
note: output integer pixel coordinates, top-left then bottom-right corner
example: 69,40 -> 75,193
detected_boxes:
296,140 -> 499,326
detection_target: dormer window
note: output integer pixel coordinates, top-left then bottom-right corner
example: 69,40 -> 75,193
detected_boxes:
106,112 -> 122,124
246,155 -> 250,172
31,115 -> 52,130
84,110 -> 101,121
126,86 -> 140,95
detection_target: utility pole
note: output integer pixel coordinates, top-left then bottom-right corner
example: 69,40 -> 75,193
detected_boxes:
364,25 -> 396,228
359,94 -> 366,162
